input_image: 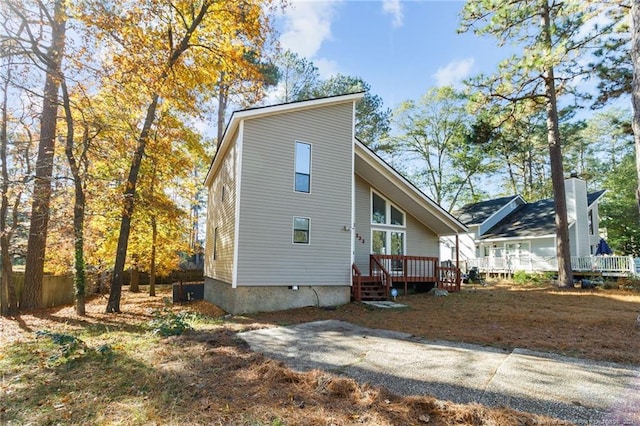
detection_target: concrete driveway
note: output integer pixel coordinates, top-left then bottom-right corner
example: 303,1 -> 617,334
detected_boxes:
238,320 -> 640,425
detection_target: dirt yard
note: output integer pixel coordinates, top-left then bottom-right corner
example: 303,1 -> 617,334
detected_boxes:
1,280 -> 639,425
243,280 -> 640,365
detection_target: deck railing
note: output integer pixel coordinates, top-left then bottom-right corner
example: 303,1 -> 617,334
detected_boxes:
467,255 -> 636,276
437,266 -> 461,292
371,254 -> 461,293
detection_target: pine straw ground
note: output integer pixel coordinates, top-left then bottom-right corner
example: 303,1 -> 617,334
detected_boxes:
1,280 -> 639,425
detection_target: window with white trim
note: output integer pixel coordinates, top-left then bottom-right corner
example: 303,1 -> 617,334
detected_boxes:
371,230 -> 405,255
293,217 -> 310,244
505,242 -> 530,259
294,141 -> 311,193
371,190 -> 406,257
371,190 -> 404,226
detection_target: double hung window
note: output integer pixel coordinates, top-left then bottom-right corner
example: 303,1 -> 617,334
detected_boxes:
293,217 -> 310,244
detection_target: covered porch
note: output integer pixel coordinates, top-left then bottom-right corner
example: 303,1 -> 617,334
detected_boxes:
352,254 -> 461,302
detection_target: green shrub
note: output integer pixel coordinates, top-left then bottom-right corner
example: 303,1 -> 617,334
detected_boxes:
513,270 -> 528,284
148,308 -> 193,336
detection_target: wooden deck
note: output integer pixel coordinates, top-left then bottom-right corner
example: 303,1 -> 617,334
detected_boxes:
352,255 -> 461,302
466,255 -> 638,278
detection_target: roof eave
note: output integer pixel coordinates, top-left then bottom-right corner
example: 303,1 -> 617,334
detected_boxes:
204,92 -> 366,187
354,140 -> 467,235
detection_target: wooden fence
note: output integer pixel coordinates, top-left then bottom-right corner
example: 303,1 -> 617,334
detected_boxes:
1,268 -> 204,310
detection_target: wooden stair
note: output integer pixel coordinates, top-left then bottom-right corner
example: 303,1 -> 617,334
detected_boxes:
358,276 -> 387,301
352,262 -> 389,302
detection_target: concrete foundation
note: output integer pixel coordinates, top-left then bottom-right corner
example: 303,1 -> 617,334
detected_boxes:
204,277 -> 351,314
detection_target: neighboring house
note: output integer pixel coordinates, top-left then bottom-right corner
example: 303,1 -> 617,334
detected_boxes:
440,175 -> 607,274
204,93 -> 467,314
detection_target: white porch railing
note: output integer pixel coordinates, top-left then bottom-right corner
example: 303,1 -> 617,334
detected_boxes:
466,255 -> 637,277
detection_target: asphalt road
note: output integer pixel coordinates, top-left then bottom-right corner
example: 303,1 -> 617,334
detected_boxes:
238,320 -> 640,425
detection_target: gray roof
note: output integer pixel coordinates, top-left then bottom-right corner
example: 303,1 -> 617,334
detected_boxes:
455,195 -> 520,225
587,190 -> 606,207
470,190 -> 607,240
479,198 -> 556,239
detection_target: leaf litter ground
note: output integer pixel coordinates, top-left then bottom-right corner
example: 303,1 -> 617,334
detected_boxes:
2,279 -> 639,425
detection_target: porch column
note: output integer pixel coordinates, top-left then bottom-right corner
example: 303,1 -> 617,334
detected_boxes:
456,234 -> 461,288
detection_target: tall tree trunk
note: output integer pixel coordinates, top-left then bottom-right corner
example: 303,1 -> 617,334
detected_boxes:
130,267 -> 140,293
542,3 -> 573,288
105,3 -> 210,313
0,64 -> 17,316
106,94 -> 159,312
71,184 -> 86,315
149,215 -> 157,297
22,0 -> 66,311
631,2 -> 640,215
217,76 -> 228,144
61,80 -> 86,315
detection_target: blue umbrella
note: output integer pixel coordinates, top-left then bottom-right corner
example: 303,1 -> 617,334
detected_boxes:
595,238 -> 612,255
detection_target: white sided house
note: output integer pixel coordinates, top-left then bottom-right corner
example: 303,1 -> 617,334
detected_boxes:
441,175 -> 609,275
204,93 -> 467,314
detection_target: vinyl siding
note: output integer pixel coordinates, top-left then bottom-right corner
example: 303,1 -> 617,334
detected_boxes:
354,175 -> 371,271
531,238 -> 556,258
236,103 -> 354,286
566,178 -> 590,256
406,213 -> 439,255
440,234 -> 476,262
204,132 -> 238,284
354,175 -> 439,273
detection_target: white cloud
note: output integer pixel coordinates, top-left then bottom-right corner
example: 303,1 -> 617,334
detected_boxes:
279,0 -> 342,58
382,0 -> 403,28
433,58 -> 475,87
313,57 -> 340,79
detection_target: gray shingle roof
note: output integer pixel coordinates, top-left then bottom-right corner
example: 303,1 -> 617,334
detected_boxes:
462,190 -> 606,240
455,196 -> 520,225
479,198 -> 556,239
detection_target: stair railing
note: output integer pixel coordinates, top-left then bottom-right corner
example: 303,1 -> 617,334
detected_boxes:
370,255 -> 392,298
351,263 -> 362,302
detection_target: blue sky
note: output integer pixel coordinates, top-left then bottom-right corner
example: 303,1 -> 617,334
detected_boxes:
275,0 -> 509,109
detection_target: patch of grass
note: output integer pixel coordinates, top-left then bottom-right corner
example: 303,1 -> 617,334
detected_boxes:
1,331 -> 173,425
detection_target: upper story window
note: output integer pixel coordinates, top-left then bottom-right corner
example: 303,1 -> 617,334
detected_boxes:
588,210 -> 594,235
294,141 -> 311,193
371,190 -> 404,226
213,227 -> 219,260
